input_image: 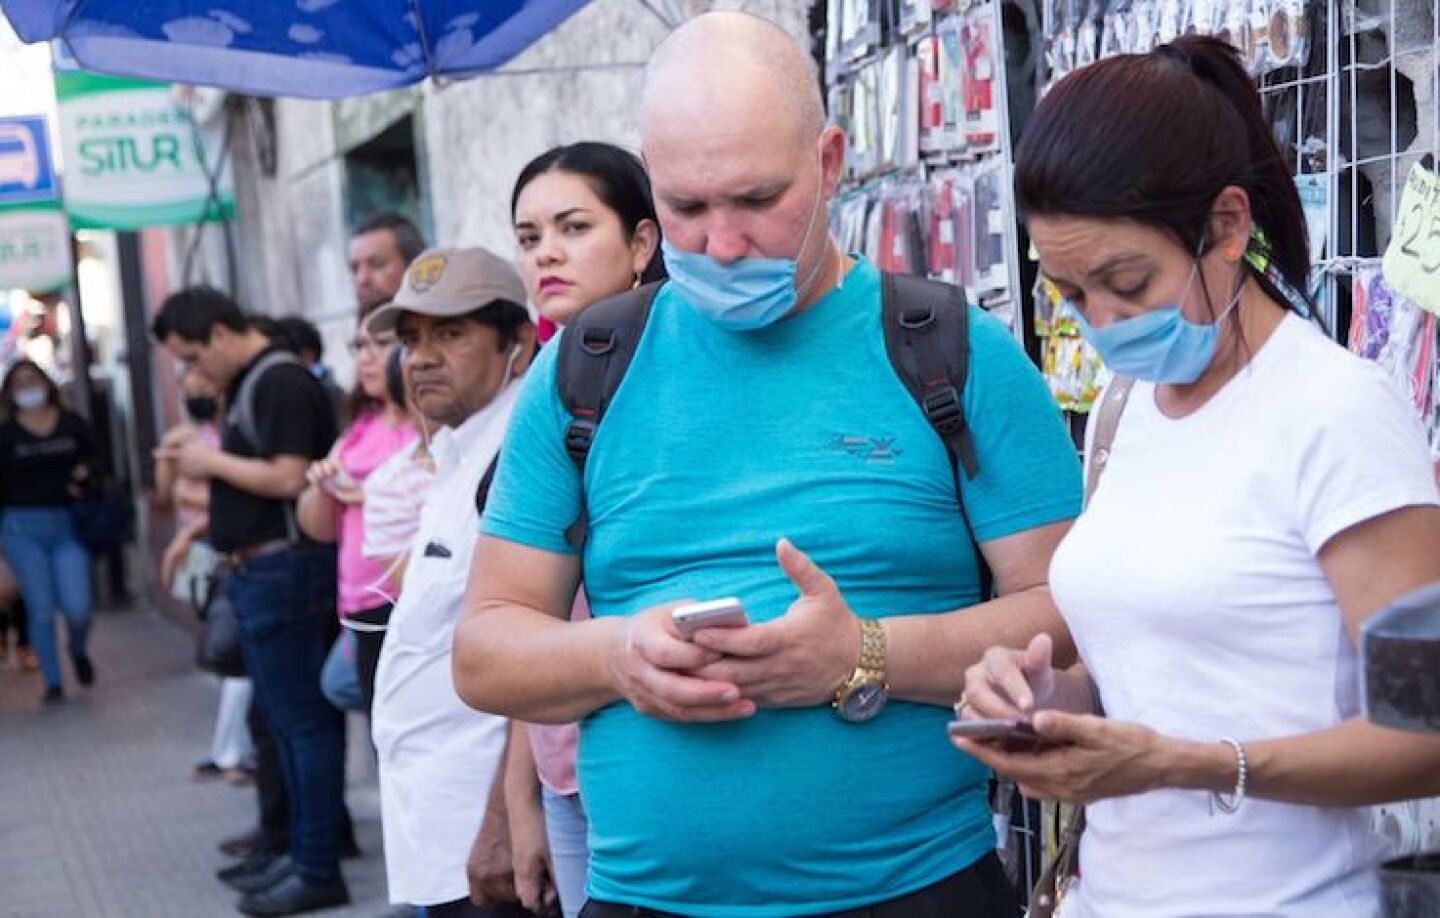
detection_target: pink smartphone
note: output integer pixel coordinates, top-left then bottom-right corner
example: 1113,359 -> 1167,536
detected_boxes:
947,718 -> 1050,752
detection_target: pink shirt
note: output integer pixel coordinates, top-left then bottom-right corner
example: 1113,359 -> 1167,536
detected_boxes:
527,590 -> 589,795
336,411 -> 416,616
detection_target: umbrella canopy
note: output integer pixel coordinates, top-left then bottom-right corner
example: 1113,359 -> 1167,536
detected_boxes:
0,0 -> 594,98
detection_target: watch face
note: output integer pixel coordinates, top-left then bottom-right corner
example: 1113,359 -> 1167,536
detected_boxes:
843,682 -> 888,722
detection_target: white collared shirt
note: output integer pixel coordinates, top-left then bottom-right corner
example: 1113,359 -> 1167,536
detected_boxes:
371,382 -> 520,906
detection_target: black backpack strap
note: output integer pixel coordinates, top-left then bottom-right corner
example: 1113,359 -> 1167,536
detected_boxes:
880,272 -> 992,599
555,282 -> 661,549
474,456 -> 500,515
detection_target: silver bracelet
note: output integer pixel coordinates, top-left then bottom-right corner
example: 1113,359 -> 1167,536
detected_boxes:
1212,737 -> 1247,814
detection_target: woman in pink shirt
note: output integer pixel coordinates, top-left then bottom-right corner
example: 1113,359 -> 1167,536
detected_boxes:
498,142 -> 664,918
297,320 -> 416,716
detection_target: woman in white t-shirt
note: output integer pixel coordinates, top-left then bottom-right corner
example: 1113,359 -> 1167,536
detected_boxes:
952,37 -> 1440,917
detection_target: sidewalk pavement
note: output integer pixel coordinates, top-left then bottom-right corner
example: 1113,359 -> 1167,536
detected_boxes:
0,606 -> 393,918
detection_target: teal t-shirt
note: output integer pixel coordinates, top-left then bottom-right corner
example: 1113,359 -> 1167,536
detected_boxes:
482,257 -> 1081,916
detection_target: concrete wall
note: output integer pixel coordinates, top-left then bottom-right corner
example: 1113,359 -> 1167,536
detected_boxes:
174,0 -> 812,387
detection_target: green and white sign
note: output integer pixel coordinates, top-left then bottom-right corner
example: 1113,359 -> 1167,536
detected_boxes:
54,70 -> 235,230
0,202 -> 71,294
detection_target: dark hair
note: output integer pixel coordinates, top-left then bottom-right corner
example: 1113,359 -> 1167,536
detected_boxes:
467,300 -> 533,351
250,315 -> 291,350
150,286 -> 248,344
1015,37 -> 1310,314
278,316 -> 324,362
385,344 -> 408,409
511,142 -> 667,283
352,211 -> 426,266
1,358 -> 62,417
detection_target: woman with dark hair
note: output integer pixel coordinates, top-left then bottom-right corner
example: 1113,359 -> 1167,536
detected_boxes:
485,141 -> 663,918
0,359 -> 96,704
296,320 -> 417,716
953,37 -> 1440,916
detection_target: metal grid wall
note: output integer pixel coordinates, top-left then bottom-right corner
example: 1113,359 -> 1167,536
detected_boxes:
1255,1 -> 1440,337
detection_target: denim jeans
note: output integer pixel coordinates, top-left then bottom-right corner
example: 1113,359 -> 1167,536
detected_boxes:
227,545 -> 345,883
1,507 -> 92,689
542,789 -> 590,918
320,629 -> 363,713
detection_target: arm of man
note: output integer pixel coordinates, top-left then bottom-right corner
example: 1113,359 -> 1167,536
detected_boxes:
455,537 -> 748,724
205,452 -> 310,499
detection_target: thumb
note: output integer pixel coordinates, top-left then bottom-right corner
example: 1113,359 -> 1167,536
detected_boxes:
1021,633 -> 1054,676
777,538 -> 837,599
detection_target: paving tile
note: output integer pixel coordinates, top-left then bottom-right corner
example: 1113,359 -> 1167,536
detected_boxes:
0,608 -> 394,918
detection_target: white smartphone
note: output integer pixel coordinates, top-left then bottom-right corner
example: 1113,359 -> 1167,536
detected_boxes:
672,598 -> 749,641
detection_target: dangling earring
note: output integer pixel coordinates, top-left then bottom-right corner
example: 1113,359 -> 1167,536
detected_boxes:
631,270 -> 642,290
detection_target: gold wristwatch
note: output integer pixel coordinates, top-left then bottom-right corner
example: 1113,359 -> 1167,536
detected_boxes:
832,617 -> 889,723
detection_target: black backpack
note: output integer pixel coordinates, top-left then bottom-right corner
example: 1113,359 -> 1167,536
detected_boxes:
556,273 -> 991,595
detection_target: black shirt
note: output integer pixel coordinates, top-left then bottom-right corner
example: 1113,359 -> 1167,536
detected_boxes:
0,410 -> 94,509
210,347 -> 338,552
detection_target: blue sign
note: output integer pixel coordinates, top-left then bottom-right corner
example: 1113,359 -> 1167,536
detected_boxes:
0,116 -> 57,206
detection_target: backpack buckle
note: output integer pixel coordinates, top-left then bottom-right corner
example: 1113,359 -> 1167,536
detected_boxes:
899,307 -> 936,330
564,418 -> 598,464
581,328 -> 616,357
921,386 -> 962,435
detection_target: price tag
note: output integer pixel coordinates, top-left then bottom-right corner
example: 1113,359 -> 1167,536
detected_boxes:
1384,162 -> 1440,315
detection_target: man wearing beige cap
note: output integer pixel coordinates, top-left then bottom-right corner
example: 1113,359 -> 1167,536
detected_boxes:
365,247 -> 536,918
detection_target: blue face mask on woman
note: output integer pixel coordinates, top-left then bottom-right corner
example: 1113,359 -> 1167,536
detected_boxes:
1071,256 -> 1244,385
662,163 -> 829,332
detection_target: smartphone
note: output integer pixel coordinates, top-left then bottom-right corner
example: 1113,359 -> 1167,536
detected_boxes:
672,598 -> 749,641
947,718 -> 1050,752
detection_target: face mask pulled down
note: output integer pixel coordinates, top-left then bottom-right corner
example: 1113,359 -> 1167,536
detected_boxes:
1072,258 -> 1244,385
662,166 -> 830,332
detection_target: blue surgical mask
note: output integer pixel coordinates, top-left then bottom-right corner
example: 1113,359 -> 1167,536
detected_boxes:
662,164 -> 829,332
1072,261 -> 1243,385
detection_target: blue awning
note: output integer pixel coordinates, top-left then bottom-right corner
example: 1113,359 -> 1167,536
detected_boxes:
0,1 -> 593,98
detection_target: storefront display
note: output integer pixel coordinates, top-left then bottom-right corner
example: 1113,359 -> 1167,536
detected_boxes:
826,0 -> 1022,322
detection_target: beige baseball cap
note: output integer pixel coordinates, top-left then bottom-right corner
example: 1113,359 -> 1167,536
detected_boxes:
366,246 -> 529,334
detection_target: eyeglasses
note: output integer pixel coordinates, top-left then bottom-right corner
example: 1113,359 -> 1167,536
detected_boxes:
346,335 -> 396,356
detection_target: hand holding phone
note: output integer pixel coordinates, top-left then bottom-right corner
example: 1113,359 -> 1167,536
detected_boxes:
672,598 -> 749,641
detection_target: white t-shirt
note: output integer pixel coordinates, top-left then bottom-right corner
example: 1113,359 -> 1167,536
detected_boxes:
1051,315 -> 1439,918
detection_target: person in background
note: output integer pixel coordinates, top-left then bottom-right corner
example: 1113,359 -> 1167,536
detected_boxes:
297,317 -> 417,717
349,212 -> 426,314
364,247 -> 536,918
497,140 -> 664,918
156,367 -> 255,785
153,287 -> 347,917
353,346 -> 436,716
278,317 -> 345,422
954,37 -> 1440,917
0,359 -> 97,705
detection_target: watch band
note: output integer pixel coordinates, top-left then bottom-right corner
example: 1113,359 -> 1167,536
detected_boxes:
857,617 -> 887,677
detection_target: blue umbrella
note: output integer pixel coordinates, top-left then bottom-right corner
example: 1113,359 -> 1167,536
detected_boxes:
0,0 -> 594,98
